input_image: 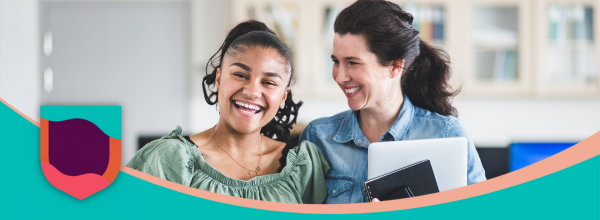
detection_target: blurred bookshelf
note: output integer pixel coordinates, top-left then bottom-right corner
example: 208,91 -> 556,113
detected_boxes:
230,0 -> 600,98
401,3 -> 447,48
472,7 -> 519,82
459,0 -> 531,96
535,0 -> 599,96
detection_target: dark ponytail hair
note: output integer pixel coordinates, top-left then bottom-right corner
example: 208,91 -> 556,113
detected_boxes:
334,0 -> 458,116
202,20 -> 303,145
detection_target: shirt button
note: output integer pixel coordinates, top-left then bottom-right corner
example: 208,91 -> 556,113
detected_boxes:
332,190 -> 336,194
357,139 -> 362,142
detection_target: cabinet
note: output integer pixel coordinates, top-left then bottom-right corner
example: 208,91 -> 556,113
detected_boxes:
534,0 -> 600,96
461,0 -> 531,96
231,0 -> 600,97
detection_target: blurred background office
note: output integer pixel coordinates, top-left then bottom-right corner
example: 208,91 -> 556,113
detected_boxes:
1,0 -> 599,179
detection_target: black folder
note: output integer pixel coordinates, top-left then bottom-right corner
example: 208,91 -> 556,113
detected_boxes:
363,159 -> 439,202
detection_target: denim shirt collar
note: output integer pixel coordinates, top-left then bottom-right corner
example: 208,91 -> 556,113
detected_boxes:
333,94 -> 415,148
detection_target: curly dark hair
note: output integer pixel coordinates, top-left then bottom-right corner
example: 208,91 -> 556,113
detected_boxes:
334,0 -> 459,116
202,20 -> 303,145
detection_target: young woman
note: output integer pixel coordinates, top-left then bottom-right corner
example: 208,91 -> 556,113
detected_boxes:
127,21 -> 329,204
298,0 -> 486,204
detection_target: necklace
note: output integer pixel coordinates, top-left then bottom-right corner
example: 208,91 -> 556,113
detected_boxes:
211,126 -> 262,176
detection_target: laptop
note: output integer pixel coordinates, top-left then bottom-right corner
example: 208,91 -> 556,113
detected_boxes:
368,137 -> 468,192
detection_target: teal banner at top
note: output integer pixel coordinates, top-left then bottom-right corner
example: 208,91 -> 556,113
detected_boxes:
40,106 -> 121,139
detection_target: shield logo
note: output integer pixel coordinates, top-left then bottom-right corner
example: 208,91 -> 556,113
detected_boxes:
40,106 -> 121,200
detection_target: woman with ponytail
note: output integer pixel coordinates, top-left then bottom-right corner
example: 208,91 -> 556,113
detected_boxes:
299,0 -> 485,204
127,20 -> 329,203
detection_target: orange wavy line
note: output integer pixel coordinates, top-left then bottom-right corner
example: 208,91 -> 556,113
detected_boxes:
120,131 -> 600,213
7,98 -> 600,213
0,96 -> 39,127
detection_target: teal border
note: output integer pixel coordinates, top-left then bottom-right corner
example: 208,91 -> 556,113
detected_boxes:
40,106 -> 121,139
3,102 -> 599,219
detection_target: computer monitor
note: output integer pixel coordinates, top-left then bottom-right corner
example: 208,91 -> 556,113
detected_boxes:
509,142 -> 577,172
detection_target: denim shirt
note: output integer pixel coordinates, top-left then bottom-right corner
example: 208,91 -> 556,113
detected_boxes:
298,95 -> 486,204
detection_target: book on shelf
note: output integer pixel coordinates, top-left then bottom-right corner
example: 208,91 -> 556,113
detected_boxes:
493,50 -> 518,81
403,4 -> 445,44
548,4 -> 594,44
584,7 -> 593,41
432,6 -> 444,42
420,6 -> 433,42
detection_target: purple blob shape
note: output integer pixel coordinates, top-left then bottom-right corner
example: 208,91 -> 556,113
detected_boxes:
49,118 -> 109,176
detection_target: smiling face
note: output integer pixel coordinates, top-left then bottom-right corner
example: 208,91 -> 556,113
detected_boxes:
215,46 -> 290,134
332,34 -> 395,111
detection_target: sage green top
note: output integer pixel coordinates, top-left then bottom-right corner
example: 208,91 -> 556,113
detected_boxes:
126,126 -> 330,204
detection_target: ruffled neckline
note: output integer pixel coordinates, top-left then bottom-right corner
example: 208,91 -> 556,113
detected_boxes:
165,126 -> 309,188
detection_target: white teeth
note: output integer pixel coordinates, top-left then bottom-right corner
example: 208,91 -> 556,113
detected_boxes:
235,101 -> 261,111
344,86 -> 362,94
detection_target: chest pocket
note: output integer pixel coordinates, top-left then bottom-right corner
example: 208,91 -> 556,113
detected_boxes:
325,176 -> 354,204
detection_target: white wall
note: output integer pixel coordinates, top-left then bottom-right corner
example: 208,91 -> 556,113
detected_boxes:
39,1 -> 191,163
0,0 -> 40,122
453,97 -> 600,147
296,96 -> 600,147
